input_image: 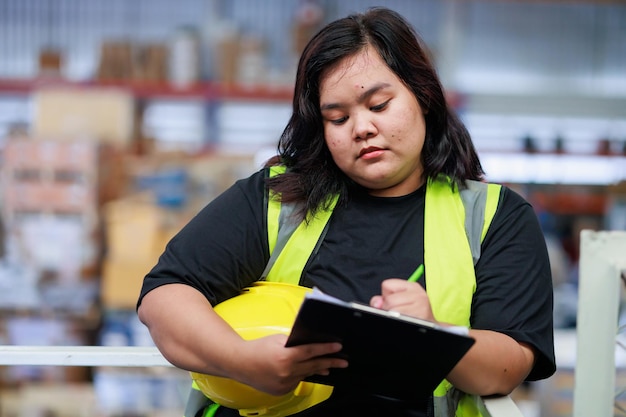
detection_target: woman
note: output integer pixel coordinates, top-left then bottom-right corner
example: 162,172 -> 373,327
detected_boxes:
138,7 -> 555,417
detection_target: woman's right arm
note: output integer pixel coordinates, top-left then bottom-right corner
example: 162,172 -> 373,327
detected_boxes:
138,283 -> 347,396
138,283 -> 245,376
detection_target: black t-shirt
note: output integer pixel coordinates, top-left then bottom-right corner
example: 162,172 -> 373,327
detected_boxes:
138,169 -> 556,416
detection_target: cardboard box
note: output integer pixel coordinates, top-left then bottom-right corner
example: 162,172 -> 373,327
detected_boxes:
1,138 -> 127,229
101,223 -> 180,308
3,136 -> 99,172
2,139 -> 99,211
103,194 -> 160,261
101,257 -> 158,309
32,87 -> 135,146
101,194 -> 183,309
4,181 -> 96,213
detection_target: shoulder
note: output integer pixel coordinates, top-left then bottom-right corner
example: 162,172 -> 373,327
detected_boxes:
183,168 -> 268,237
210,168 -> 268,208
493,185 -> 536,222
480,184 -> 548,269
497,184 -> 530,205
475,181 -> 546,239
480,184 -> 549,270
478,184 -> 543,246
233,167 -> 268,194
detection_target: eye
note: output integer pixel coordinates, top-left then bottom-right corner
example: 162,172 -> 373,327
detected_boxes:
371,100 -> 390,112
329,116 -> 348,125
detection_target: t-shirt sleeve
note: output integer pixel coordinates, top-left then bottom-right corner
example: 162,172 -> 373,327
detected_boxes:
471,186 -> 556,381
136,169 -> 269,309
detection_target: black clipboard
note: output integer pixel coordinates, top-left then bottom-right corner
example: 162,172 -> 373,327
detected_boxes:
285,289 -> 475,400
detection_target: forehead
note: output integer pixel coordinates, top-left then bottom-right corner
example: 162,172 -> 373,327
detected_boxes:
320,46 -> 393,91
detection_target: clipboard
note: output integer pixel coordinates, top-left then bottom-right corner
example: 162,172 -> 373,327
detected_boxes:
285,289 -> 475,399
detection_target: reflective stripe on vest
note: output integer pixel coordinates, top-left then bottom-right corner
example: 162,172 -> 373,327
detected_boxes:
264,168 -> 501,417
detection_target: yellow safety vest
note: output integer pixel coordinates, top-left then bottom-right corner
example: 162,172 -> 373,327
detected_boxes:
264,166 -> 501,417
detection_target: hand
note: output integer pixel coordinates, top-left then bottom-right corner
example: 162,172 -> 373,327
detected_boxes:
235,333 -> 348,396
369,278 -> 436,322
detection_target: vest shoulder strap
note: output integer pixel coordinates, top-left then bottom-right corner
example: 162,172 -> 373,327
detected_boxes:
425,178 -> 501,327
262,166 -> 338,283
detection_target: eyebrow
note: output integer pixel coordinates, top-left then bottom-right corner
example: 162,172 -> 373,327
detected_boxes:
320,82 -> 391,111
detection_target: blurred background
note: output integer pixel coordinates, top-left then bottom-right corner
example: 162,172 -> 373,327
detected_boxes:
0,0 -> 624,416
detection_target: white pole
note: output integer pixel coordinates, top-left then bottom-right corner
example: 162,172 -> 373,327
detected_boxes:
574,230 -> 626,417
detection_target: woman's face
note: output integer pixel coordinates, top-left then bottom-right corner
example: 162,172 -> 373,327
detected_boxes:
319,45 -> 426,197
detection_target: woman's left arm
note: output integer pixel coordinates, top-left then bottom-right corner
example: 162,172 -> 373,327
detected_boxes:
450,187 -> 555,395
446,329 -> 535,395
371,280 -> 537,396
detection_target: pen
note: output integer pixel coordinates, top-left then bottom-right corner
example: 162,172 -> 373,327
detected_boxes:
407,263 -> 424,283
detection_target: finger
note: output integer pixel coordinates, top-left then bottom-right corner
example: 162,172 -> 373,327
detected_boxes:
290,342 -> 343,361
380,278 -> 413,295
321,356 -> 349,370
289,344 -> 348,375
370,295 -> 383,309
303,356 -> 349,378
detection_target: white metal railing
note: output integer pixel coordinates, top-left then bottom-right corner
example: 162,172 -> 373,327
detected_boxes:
0,345 -> 523,417
0,345 -> 171,368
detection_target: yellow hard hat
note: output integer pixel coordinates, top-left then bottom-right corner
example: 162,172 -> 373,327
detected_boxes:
190,281 -> 333,416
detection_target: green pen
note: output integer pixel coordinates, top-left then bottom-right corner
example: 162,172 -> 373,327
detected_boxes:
407,263 -> 424,283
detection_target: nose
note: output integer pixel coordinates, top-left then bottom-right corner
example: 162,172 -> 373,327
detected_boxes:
352,112 -> 377,140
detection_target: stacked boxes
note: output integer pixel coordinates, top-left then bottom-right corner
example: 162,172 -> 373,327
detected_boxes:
0,138 -> 107,389
97,156 -> 199,416
2,137 -> 100,226
100,192 -> 180,310
99,149 -> 259,310
0,137 -> 110,312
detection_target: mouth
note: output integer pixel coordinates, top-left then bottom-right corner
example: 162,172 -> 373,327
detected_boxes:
359,146 -> 385,159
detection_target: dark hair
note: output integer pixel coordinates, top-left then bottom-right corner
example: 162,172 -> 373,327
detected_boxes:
266,6 -> 484,221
